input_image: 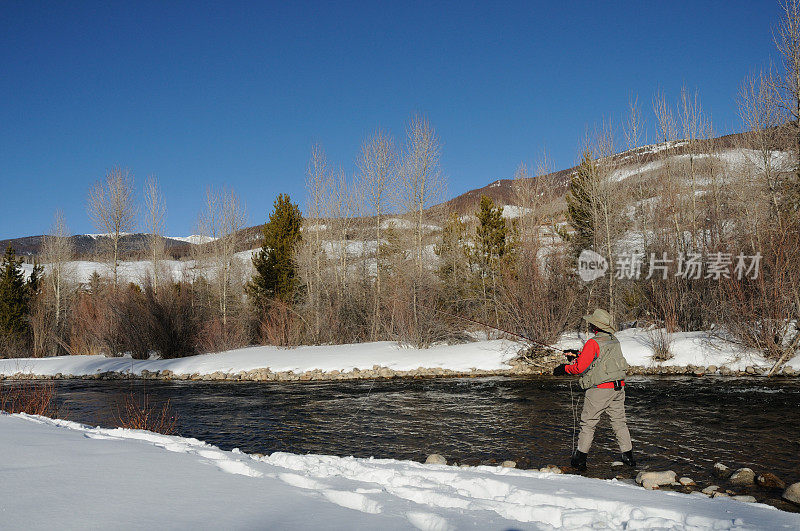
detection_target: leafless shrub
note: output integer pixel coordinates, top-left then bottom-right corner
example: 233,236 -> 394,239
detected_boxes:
0,382 -> 59,418
497,247 -> 580,350
114,393 -> 177,435
196,315 -> 252,354
721,230 -> 800,363
0,333 -> 31,359
386,268 -> 454,347
69,283 -> 122,357
133,281 -> 200,359
647,326 -> 674,361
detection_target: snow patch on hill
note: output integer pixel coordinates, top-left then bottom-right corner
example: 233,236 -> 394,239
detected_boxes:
168,234 -> 217,244
610,148 -> 792,183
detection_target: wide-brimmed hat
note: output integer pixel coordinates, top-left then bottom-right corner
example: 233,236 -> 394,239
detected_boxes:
582,308 -> 616,333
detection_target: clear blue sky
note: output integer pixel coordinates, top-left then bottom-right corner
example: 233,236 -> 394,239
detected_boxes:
0,1 -> 781,239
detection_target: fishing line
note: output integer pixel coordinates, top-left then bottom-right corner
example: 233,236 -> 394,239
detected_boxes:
412,300 -> 563,352
338,376 -> 377,430
569,379 -> 579,455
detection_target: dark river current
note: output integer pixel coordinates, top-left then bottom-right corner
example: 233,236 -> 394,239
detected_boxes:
11,375 -> 800,510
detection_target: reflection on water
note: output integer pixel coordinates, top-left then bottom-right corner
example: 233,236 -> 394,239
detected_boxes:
16,376 -> 800,505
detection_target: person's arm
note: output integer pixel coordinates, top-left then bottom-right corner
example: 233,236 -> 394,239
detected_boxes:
564,339 -> 599,375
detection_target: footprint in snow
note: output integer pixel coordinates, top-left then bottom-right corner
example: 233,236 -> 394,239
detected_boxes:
405,511 -> 454,531
84,433 -> 120,441
214,459 -> 263,478
278,472 -> 329,490
321,489 -> 382,514
196,449 -> 228,460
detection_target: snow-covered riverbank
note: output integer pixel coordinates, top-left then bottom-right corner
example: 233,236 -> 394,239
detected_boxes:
2,411 -> 798,530
0,329 -> 797,381
0,339 -> 519,379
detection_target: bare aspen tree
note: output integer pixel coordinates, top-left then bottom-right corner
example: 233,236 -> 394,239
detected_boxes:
624,95 -> 651,250
512,153 -> 557,247
398,115 -> 446,332
328,169 -> 357,298
511,162 -> 534,244
197,186 -> 246,328
399,115 -> 445,270
357,130 -> 397,337
87,167 -> 137,287
701,119 -> 729,251
771,0 -> 800,205
40,210 -> 74,331
217,188 -> 246,328
653,90 -> 685,251
589,125 -> 620,318
740,69 -> 785,226
678,86 -> 708,248
143,175 -> 167,291
303,144 -> 331,341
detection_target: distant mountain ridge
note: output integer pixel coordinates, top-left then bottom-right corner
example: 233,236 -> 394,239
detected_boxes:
0,129 -> 759,259
0,234 -> 201,260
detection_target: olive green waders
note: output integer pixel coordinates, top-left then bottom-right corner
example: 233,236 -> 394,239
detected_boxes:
577,386 -> 633,454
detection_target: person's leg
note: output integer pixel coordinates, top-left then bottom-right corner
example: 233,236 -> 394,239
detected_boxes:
607,388 -> 632,453
577,387 -> 613,453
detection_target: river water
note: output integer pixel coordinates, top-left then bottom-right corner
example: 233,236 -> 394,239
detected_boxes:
12,375 -> 800,509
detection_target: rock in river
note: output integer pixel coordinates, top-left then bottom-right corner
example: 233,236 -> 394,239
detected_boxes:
636,470 -> 676,490
783,482 -> 800,505
712,462 -> 733,479
425,454 -> 447,465
539,465 -> 562,474
757,473 -> 786,490
729,468 -> 755,486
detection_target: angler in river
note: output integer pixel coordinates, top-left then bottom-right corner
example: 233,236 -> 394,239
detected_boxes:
553,308 -> 635,471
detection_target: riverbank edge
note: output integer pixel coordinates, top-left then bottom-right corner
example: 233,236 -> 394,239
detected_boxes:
1,359 -> 797,382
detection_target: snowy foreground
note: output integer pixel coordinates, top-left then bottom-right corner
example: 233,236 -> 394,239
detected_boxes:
0,328 -> 797,378
2,413 -> 798,530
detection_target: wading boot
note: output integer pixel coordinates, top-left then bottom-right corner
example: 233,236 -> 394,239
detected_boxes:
570,450 -> 587,471
621,450 -> 636,467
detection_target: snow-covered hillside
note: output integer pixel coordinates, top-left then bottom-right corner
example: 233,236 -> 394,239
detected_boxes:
609,147 -> 792,183
19,249 -> 257,285
3,412 -> 797,530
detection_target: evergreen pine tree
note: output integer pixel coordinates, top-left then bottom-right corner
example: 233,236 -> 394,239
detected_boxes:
472,195 -> 511,327
0,247 -> 31,340
566,151 -> 599,253
475,195 -> 509,269
27,261 -> 43,299
247,194 -> 303,310
436,212 -> 469,306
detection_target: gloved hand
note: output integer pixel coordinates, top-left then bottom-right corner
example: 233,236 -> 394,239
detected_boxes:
552,364 -> 567,376
563,349 -> 579,361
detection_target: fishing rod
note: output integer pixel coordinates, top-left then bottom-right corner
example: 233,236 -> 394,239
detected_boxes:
413,300 -> 564,353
